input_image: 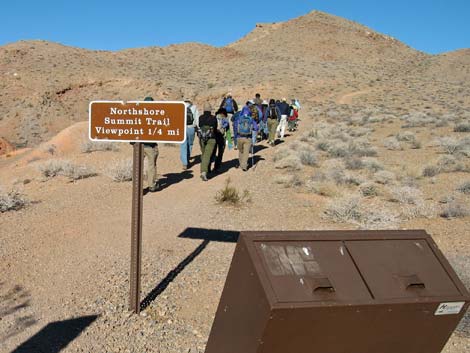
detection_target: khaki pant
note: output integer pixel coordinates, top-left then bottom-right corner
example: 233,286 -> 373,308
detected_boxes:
143,144 -> 159,188
276,115 -> 288,139
237,137 -> 252,170
200,138 -> 216,173
267,118 -> 278,143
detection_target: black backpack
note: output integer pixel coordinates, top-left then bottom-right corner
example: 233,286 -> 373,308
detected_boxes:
186,106 -> 194,125
198,125 -> 214,142
269,106 -> 278,120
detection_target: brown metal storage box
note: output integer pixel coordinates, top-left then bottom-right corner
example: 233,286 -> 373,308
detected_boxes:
205,230 -> 470,353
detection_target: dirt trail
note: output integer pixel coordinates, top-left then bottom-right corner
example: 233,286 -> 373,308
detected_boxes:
337,89 -> 370,104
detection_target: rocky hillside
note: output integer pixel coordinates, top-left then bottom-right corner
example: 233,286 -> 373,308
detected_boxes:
0,10 -> 468,150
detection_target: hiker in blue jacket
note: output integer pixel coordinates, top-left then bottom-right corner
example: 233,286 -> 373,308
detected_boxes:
233,106 -> 258,171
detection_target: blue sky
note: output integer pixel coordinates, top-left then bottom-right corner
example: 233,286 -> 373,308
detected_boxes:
0,0 -> 468,54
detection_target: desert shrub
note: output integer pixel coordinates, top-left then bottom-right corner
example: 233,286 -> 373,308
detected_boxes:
383,137 -> 403,150
299,150 -> 317,166
275,174 -> 303,188
360,183 -> 379,197
272,147 -> 291,162
457,181 -> 470,195
422,165 -> 439,177
363,158 -> 384,172
215,178 -> 250,205
306,180 -> 338,197
396,131 -> 416,142
440,199 -> 470,218
410,140 -> 422,149
360,207 -> 400,229
345,157 -> 364,170
325,195 -> 362,223
327,142 -> 349,158
454,123 -> 470,132
81,141 -> 119,153
438,137 -> 460,155
374,170 -> 396,185
108,159 -> 133,182
314,140 -> 329,152
0,188 -> 29,212
388,186 -> 423,205
38,160 -> 97,180
274,156 -> 302,171
348,142 -> 377,157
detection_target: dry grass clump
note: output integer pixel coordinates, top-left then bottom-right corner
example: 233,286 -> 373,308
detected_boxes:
344,157 -> 364,170
81,141 -> 120,153
288,142 -> 318,166
422,165 -> 439,177
388,186 -> 423,205
215,178 -> 251,205
0,187 -> 29,212
359,183 -> 379,197
454,123 -> 470,132
457,181 -> 470,195
108,159 -> 133,182
440,198 -> 470,219
373,170 -> 396,185
306,180 -> 339,197
401,112 -> 436,128
362,158 -> 384,172
38,159 -> 97,180
383,137 -> 403,150
324,194 -> 399,229
274,174 -> 303,188
274,156 -> 302,171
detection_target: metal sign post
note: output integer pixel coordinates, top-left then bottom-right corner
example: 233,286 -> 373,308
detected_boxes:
129,142 -> 143,314
89,100 -> 186,315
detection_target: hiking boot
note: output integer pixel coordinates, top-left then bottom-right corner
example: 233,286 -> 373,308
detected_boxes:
149,183 -> 159,192
182,165 -> 188,170
200,172 -> 208,181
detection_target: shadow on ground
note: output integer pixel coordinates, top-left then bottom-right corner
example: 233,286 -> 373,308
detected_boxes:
0,283 -> 37,344
140,228 -> 239,311
11,315 -> 98,353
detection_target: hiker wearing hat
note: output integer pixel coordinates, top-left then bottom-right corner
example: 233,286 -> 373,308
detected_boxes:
267,99 -> 281,146
143,96 -> 159,192
212,108 -> 230,172
197,102 -> 217,181
233,105 -> 258,171
288,103 -> 299,132
259,100 -> 269,140
180,98 -> 199,170
219,93 -> 238,149
276,97 -> 290,141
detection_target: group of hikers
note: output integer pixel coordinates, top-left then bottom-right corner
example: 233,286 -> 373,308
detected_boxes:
142,93 -> 301,190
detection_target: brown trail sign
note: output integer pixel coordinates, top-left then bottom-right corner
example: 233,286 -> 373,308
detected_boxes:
89,100 -> 186,143
89,100 -> 186,314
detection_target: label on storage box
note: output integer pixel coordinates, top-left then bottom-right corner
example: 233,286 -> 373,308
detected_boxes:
435,302 -> 465,315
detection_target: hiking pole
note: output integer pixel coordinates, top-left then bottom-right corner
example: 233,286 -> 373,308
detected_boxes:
251,142 -> 257,171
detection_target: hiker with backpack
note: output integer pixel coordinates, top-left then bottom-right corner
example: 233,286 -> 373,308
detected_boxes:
219,93 -> 238,116
259,100 -> 269,140
197,103 -> 218,181
276,97 -> 290,141
180,98 -> 199,170
267,99 -> 281,146
211,108 -> 230,172
288,104 -> 299,132
233,106 -> 258,171
142,97 -> 160,192
248,100 -> 262,141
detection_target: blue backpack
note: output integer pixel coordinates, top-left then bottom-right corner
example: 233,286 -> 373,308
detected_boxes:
237,115 -> 253,137
225,97 -> 234,113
